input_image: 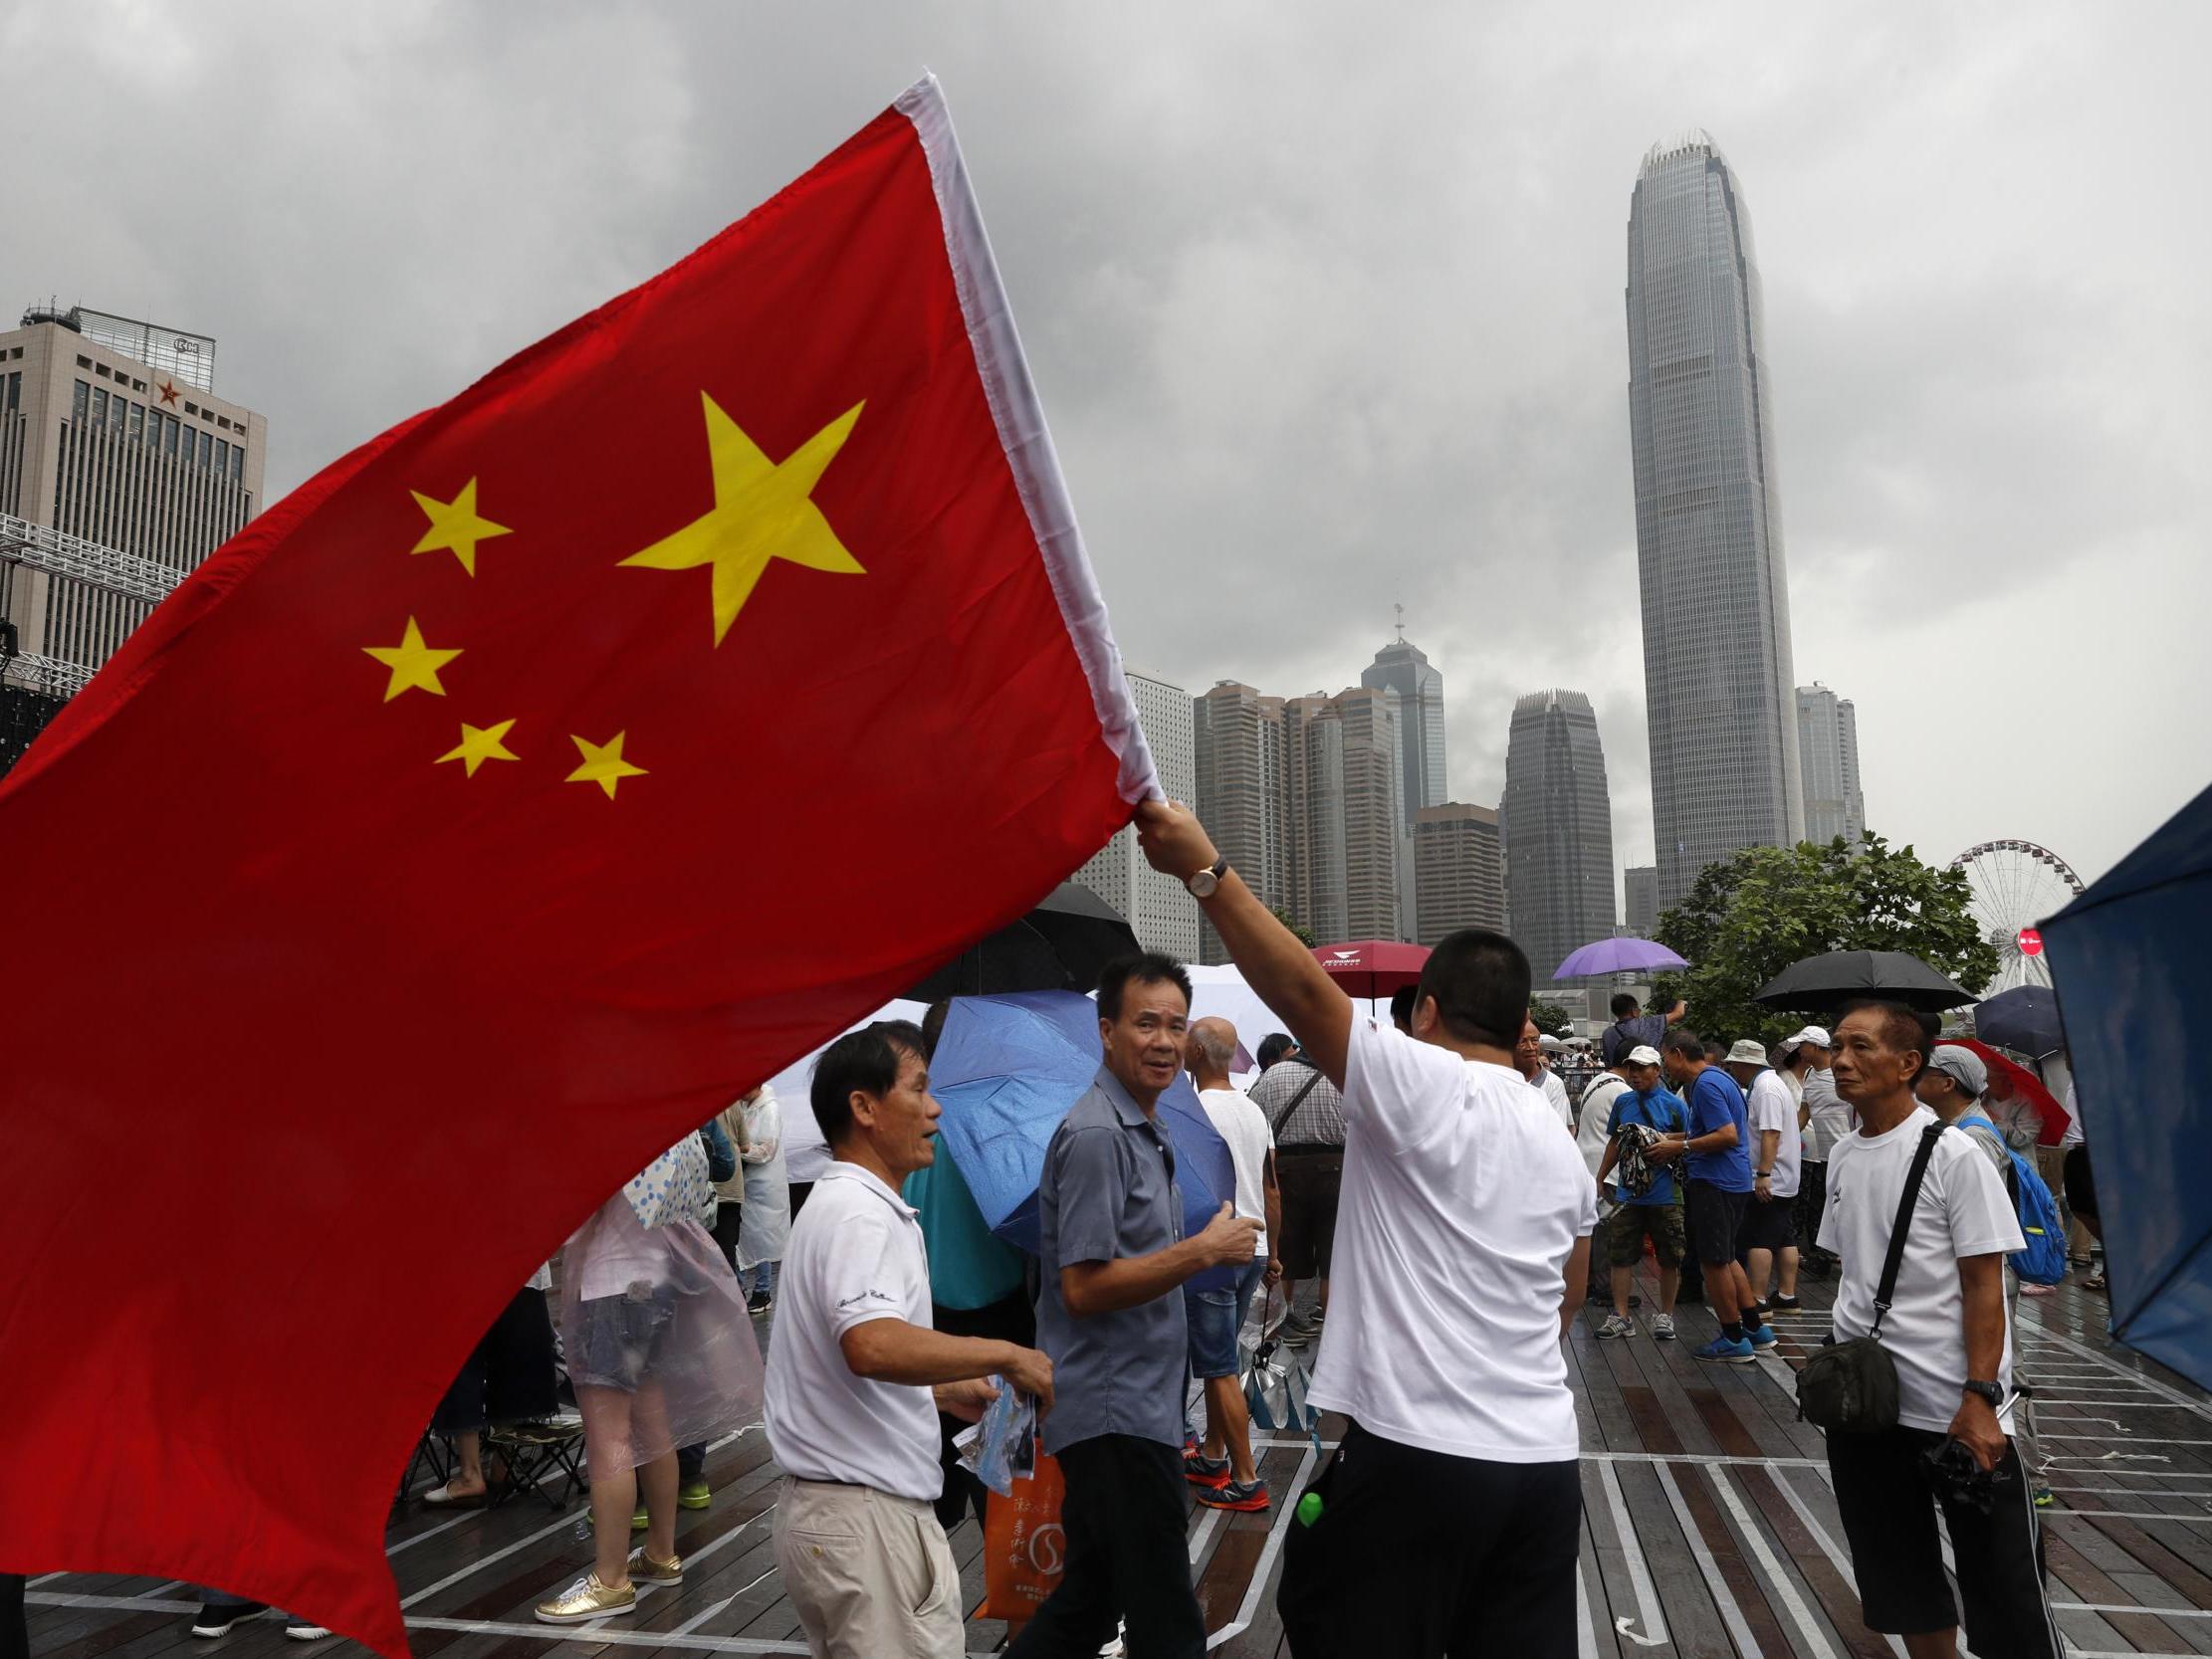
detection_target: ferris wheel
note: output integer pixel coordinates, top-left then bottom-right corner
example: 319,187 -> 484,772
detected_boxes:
1949,840 -> 2087,994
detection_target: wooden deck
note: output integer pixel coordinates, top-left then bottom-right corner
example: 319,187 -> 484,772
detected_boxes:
27,1266 -> 2212,1658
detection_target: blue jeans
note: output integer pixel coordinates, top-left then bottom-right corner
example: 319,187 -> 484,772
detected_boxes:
748,1260 -> 778,1299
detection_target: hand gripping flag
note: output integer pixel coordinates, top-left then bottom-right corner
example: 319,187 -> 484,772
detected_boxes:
0,77 -> 1153,1653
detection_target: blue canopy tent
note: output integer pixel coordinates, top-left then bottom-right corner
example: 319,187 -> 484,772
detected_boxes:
2043,778 -> 2212,1389
927,989 -> 1241,1291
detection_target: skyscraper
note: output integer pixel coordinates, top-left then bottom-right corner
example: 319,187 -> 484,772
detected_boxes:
1625,865 -> 1660,939
1627,132 -> 1804,907
1072,667 -> 1201,959
1413,802 -> 1504,943
1501,689 -> 1617,982
1796,683 -> 1867,846
1194,680 -> 1289,962
1360,627 -> 1447,829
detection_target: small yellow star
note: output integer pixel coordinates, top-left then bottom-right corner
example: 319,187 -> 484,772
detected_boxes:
362,617 -> 463,702
620,392 -> 866,645
566,731 -> 646,799
436,719 -> 520,777
410,479 -> 511,576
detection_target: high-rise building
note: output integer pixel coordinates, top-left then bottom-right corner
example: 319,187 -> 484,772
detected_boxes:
1796,683 -> 1867,846
1501,689 -> 1617,982
1,306 -> 268,679
1360,628 -> 1447,828
1283,694 -> 1349,945
1413,802 -> 1504,943
1627,132 -> 1804,908
1072,667 -> 1201,960
1625,865 -> 1660,939
1330,686 -> 1401,940
1193,681 -> 1288,963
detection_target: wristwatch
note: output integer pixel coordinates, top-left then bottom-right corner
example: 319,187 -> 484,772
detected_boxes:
1961,1379 -> 2003,1408
1187,855 -> 1229,899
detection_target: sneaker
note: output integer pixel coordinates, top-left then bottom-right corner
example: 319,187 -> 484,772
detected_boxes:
1279,1316 -> 1316,1348
1650,1313 -> 1676,1341
1197,1477 -> 1270,1512
536,1572 -> 638,1624
1693,1335 -> 1756,1365
191,1603 -> 268,1638
678,1479 -> 712,1510
1771,1294 -> 1802,1311
1746,1324 -> 1778,1349
2033,1485 -> 2056,1508
1597,1313 -> 1637,1340
2021,1282 -> 2056,1297
627,1548 -> 684,1590
284,1626 -> 332,1643
747,1290 -> 774,1315
1184,1451 -> 1231,1488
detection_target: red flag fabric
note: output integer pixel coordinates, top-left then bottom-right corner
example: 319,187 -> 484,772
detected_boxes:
0,77 -> 1151,1654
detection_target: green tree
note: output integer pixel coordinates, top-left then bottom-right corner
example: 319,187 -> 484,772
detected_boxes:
1654,832 -> 2000,1048
1272,907 -> 1317,948
1527,997 -> 1575,1039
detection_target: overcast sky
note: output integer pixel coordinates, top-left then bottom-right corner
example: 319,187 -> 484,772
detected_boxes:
8,3 -> 2207,915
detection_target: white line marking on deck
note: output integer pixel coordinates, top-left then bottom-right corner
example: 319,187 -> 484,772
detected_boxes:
1599,1460 -> 1668,1648
2023,1326 -> 2212,1423
1710,1467 -> 1841,1659
1657,1461 -> 1763,1657
1202,1441 -> 1317,1652
1187,1506 -> 1221,1564
399,1501 -> 587,1608
669,1562 -> 780,1639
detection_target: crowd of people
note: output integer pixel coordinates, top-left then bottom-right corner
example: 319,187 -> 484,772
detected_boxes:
111,798 -> 2107,1659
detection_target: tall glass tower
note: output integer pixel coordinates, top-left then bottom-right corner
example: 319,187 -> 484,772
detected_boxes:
1360,629 -> 1447,830
1501,689 -> 1617,984
1627,131 -> 1804,907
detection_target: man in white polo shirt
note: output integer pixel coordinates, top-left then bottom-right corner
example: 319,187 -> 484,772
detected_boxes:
766,1023 -> 1054,1659
1137,800 -> 1596,1658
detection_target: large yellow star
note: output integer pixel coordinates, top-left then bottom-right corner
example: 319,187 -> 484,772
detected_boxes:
362,617 -> 462,702
620,393 -> 866,645
436,719 -> 520,777
410,479 -> 511,576
566,731 -> 646,799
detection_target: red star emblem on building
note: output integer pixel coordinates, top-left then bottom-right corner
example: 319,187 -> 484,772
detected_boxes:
155,379 -> 180,406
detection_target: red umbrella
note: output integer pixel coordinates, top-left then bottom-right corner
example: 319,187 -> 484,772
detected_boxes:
1313,938 -> 1431,997
1944,1036 -> 2072,1146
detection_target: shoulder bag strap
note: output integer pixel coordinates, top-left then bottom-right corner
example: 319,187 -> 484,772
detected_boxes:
1871,1122 -> 1947,1341
1269,1066 -> 1326,1138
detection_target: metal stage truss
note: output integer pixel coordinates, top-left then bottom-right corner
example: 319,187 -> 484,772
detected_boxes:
1,511 -> 187,608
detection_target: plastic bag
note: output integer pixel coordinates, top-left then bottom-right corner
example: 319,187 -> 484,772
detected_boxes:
1242,1288 -> 1320,1434
954,1374 -> 1038,1497
981,1446 -> 1066,1622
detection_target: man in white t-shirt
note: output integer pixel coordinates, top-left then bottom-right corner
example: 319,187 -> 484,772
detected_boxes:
1182,1015 -> 1281,1512
1724,1039 -> 1802,1314
1516,1017 -> 1575,1132
1136,799 -> 1596,1658
766,1024 -> 1054,1659
1576,1058 -> 1632,1303
1819,1001 -> 2061,1659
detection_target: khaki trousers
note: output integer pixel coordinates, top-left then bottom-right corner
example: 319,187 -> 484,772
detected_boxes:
773,1475 -> 964,1659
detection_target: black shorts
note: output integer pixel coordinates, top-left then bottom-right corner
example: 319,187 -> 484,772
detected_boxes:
1684,1180 -> 1749,1267
1827,1425 -> 2062,1656
1281,1422 -> 1581,1658
1275,1147 -> 1343,1279
1737,1192 -> 1798,1254
2064,1144 -> 2098,1221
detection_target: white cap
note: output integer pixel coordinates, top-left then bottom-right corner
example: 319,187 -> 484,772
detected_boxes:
1781,1025 -> 1833,1054
1625,1045 -> 1662,1066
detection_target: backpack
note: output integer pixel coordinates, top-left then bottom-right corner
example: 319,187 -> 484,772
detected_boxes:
1954,1111 -> 2070,1285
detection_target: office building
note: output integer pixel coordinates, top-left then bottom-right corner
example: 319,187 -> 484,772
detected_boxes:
1501,689 -> 1617,982
1071,667 -> 1201,959
1625,865 -> 1660,939
1193,681 -> 1289,963
1797,683 -> 1867,846
1413,802 -> 1504,943
1626,132 -> 1804,907
1,305 -> 268,678
1360,626 -> 1447,829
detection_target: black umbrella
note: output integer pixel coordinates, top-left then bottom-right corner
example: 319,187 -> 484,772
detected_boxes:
1972,985 -> 2068,1059
1752,949 -> 1975,1014
904,883 -> 1140,1001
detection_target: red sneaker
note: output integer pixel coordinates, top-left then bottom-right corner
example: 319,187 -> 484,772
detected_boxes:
1197,1478 -> 1270,1512
1183,1451 -> 1231,1488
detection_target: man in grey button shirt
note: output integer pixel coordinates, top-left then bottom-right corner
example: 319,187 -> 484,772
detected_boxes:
1007,953 -> 1262,1659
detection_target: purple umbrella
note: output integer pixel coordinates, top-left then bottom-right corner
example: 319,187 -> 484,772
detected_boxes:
1552,936 -> 1689,979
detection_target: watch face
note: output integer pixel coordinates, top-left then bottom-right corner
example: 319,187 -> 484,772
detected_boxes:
1189,870 -> 1218,898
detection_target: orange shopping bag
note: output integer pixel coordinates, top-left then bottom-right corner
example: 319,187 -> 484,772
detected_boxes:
981,1447 -> 1067,1620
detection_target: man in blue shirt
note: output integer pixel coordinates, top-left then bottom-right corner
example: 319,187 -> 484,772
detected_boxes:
1593,1047 -> 1689,1341
1653,1029 -> 1773,1363
1008,954 -> 1262,1659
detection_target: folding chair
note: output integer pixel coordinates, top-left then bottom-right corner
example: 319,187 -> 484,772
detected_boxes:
487,1416 -> 587,1511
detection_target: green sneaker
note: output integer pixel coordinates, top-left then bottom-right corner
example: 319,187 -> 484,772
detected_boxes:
631,1505 -> 648,1530
678,1480 -> 712,1511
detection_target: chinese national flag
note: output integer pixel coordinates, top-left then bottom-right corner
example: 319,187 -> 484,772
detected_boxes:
0,78 -> 1152,1654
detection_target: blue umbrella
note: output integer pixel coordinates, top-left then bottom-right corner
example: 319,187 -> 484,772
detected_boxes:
2044,779 -> 2212,1389
1553,936 -> 1688,979
1972,985 -> 2067,1058
928,989 -> 1241,1289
